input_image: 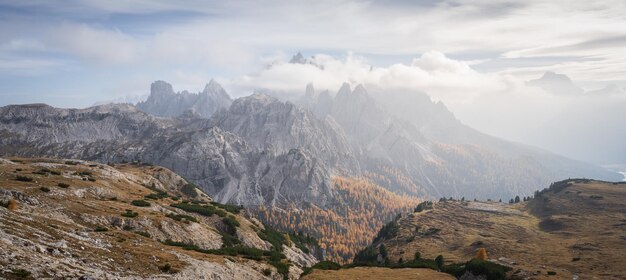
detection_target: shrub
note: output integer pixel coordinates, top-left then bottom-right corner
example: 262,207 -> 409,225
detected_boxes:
131,200 -> 151,207
136,231 -> 151,238
145,191 -> 169,200
211,201 -> 243,214
572,257 -> 580,262
50,170 -> 62,175
40,186 -> 50,192
181,183 -> 198,198
7,199 -> 18,211
171,202 -> 226,217
288,231 -> 318,254
121,210 -> 138,218
258,226 -> 287,252
373,215 -> 400,243
222,216 -> 240,235
312,261 -> 341,270
464,259 -> 511,280
414,251 -> 421,261
58,182 -> 70,188
262,268 -> 272,276
414,201 -> 433,212
94,226 -> 108,232
547,271 -> 557,275
11,268 -> 31,278
15,175 -> 33,182
77,170 -> 92,176
87,177 -> 96,182
159,263 -> 171,273
475,248 -> 488,261
435,255 -> 444,269
64,161 -> 79,165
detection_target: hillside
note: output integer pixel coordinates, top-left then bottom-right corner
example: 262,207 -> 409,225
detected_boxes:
255,177 -> 419,263
0,158 -> 317,280
353,179 -> 626,279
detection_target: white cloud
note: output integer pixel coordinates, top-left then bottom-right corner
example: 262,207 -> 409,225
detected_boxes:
44,24 -> 137,65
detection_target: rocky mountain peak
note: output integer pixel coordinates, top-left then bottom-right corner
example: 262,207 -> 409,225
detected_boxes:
150,80 -> 175,96
289,52 -> 306,64
138,80 -> 232,118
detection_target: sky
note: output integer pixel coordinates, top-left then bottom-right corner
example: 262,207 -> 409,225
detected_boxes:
0,0 -> 625,164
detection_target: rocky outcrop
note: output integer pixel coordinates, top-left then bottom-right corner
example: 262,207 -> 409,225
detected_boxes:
137,80 -> 232,118
0,158 -> 317,280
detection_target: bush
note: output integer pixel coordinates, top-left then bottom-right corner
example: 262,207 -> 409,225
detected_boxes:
211,201 -> 243,214
288,231 -> 318,254
136,231 -> 151,238
15,175 -> 33,182
145,191 -> 169,200
2,199 -> 18,211
414,251 -> 421,261
435,255 -> 444,269
40,186 -> 50,192
547,271 -> 557,275
373,215 -> 400,243
87,177 -> 96,182
159,263 -> 171,273
262,268 -> 272,276
11,268 -> 31,278
222,216 -> 240,235
171,202 -> 226,217
414,201 -> 433,212
181,183 -> 198,198
58,182 -> 70,188
258,226 -> 287,252
131,200 -> 151,207
121,210 -> 138,218
94,226 -> 108,232
464,259 -> 511,280
312,261 -> 341,270
77,170 -> 92,176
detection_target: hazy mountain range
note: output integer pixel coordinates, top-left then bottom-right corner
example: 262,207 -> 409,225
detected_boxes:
0,80 -> 620,207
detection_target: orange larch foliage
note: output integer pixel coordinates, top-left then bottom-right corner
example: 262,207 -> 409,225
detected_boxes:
475,248 -> 488,261
254,177 -> 420,263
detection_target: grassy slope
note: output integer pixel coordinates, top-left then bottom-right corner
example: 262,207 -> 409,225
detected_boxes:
372,180 -> 626,279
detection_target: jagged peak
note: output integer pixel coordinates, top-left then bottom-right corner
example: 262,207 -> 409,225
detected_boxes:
337,82 -> 352,96
352,84 -> 368,95
150,80 -> 174,96
305,83 -> 315,98
289,52 -> 306,64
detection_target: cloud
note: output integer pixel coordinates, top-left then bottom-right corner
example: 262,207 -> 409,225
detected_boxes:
44,24 -> 137,65
231,51 -> 517,105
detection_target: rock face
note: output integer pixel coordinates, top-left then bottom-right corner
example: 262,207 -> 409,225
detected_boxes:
299,83 -> 621,198
137,80 -> 232,118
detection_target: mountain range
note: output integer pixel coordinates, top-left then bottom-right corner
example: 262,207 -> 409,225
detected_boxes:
0,79 -> 620,261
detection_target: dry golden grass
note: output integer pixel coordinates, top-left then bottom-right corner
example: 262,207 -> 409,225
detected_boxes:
302,267 -> 455,280
376,180 -> 626,280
